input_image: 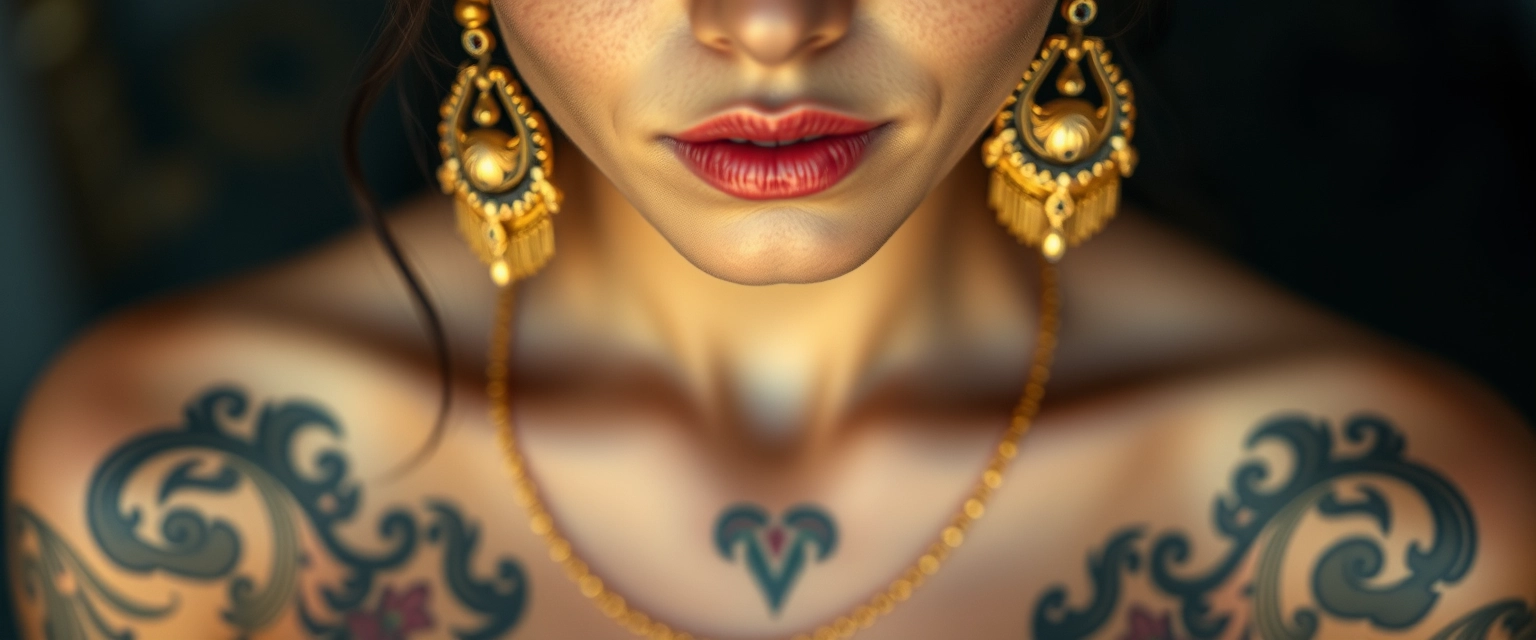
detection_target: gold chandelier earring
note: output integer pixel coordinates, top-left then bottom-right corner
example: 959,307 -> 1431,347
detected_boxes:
438,0 -> 561,287
982,0 -> 1137,263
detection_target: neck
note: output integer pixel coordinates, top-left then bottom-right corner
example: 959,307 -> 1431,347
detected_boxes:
517,141 -> 1041,449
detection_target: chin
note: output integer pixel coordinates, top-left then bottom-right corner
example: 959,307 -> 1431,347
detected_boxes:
669,205 -> 890,286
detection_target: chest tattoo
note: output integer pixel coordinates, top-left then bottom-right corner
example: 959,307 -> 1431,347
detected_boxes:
714,503 -> 838,615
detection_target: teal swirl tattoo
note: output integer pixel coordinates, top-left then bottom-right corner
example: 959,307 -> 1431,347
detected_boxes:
1030,413 -> 1527,640
424,502 -> 527,640
12,386 -> 528,639
11,506 -> 176,640
1030,528 -> 1144,638
714,503 -> 837,614
1428,600 -> 1535,640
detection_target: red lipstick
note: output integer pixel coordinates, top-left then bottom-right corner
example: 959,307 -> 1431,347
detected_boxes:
667,109 -> 882,200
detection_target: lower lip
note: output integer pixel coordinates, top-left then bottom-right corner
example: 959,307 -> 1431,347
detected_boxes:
670,131 -> 877,200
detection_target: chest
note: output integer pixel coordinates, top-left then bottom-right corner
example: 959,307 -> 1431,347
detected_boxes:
249,393 -> 1233,640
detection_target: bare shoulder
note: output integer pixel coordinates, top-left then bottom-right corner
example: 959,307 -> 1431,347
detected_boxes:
9,273 -> 444,473
4,227 -> 490,639
1032,345 -> 1536,639
1238,351 -> 1535,638
1163,345 -> 1536,489
10,192 -> 468,486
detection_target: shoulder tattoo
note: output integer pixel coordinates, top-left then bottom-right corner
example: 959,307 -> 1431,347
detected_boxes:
1029,413 -> 1535,640
9,386 -> 529,639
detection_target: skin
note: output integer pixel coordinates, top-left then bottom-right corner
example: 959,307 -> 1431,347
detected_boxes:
497,0 -> 1045,284
8,1 -> 1536,639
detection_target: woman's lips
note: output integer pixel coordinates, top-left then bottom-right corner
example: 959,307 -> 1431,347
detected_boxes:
667,109 -> 882,200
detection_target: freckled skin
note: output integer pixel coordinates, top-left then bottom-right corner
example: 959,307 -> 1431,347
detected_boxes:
493,0 -> 1050,284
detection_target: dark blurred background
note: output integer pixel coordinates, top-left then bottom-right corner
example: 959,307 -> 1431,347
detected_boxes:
0,0 -> 1532,636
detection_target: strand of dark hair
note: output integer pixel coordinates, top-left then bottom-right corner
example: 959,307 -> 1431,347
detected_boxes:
343,0 -> 451,480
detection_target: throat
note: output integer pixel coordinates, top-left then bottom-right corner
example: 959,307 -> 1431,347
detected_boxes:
721,341 -> 830,447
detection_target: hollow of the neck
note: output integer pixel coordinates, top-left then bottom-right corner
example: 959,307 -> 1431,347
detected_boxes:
508,143 -> 1045,452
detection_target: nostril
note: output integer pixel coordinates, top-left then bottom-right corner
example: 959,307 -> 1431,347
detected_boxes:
689,14 -> 736,55
802,31 -> 835,52
689,0 -> 853,65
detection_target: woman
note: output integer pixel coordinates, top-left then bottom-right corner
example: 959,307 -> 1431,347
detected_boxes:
8,0 -> 1534,638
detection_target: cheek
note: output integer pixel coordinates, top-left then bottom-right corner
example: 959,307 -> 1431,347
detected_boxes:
882,0 -> 1047,127
889,0 -> 1041,67
491,0 -> 654,124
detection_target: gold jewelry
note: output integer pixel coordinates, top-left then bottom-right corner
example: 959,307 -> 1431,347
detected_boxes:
488,264 -> 1061,639
982,0 -> 1137,263
438,0 -> 561,287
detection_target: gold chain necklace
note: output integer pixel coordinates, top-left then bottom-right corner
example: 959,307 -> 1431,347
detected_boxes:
487,261 -> 1060,640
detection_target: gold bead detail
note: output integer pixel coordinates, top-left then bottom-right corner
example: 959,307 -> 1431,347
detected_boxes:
529,513 -> 552,535
455,0 -> 491,29
1042,231 -> 1066,263
462,27 -> 495,57
919,554 -> 941,575
548,538 -> 572,562
964,498 -> 986,519
579,575 -> 604,598
1063,0 -> 1097,25
999,441 -> 1019,459
942,526 -> 965,548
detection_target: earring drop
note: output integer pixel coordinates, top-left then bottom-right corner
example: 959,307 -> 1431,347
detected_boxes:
982,0 -> 1137,262
438,0 -> 560,286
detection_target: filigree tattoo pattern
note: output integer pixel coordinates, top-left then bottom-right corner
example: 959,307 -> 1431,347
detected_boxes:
1030,413 -> 1534,640
9,386 -> 529,639
11,505 -> 177,640
714,503 -> 838,614
11,393 -> 1531,639
1428,599 -> 1536,640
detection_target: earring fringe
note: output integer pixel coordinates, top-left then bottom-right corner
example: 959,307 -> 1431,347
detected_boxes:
507,213 -> 554,282
439,0 -> 559,287
982,0 -> 1135,263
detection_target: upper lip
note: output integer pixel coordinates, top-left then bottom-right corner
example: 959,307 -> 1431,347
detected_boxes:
670,108 -> 881,144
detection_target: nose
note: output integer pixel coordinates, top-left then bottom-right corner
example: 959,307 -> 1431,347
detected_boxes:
690,0 -> 853,66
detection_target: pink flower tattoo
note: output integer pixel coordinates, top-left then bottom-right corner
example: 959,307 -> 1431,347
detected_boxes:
347,583 -> 435,640
1121,605 -> 1176,640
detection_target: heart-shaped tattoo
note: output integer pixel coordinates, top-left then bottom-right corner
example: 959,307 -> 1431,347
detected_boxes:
713,503 -> 838,614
